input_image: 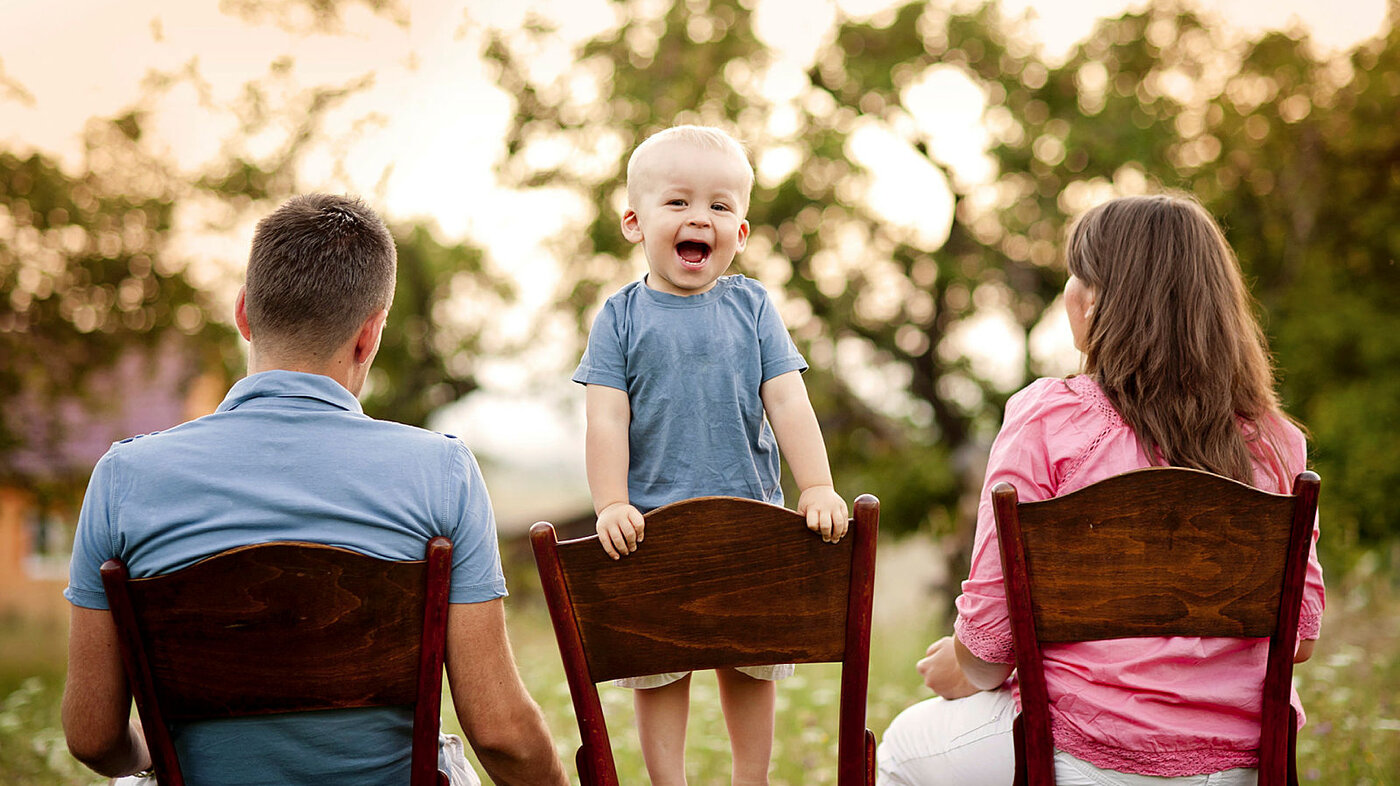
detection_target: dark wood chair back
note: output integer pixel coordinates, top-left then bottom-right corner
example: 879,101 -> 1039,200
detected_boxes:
100,538 -> 453,786
531,495 -> 879,785
992,467 -> 1319,786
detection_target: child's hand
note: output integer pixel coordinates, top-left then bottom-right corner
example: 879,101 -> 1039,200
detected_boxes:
797,485 -> 848,543
596,502 -> 645,559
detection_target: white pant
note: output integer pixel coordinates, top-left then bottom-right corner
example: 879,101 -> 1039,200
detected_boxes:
113,733 -> 481,786
876,689 -> 1258,786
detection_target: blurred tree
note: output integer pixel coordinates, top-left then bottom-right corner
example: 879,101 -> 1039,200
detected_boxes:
2,47 -> 516,496
363,224 -> 513,427
1194,12 -> 1400,548
485,0 -> 1399,562
135,50 -> 518,428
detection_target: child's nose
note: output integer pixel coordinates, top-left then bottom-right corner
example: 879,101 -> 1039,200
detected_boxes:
687,212 -> 710,227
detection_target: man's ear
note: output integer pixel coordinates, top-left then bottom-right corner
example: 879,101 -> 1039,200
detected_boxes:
234,287 -> 252,341
353,308 -> 389,365
620,208 -> 644,244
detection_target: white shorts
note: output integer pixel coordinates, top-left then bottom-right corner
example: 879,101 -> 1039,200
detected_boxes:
617,663 -> 795,689
877,689 -> 1258,786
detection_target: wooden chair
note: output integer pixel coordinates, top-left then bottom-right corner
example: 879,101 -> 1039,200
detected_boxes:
992,467 -> 1320,786
100,538 -> 454,786
530,495 -> 880,785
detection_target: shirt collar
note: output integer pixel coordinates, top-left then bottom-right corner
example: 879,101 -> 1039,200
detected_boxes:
216,370 -> 365,415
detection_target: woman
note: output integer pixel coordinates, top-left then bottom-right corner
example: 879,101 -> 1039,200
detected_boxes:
877,193 -> 1324,785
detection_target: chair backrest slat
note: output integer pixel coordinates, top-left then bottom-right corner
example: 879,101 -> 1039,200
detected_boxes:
554,497 -> 852,682
1014,468 -> 1299,642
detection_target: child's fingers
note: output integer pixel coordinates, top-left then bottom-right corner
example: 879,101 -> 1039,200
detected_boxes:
620,518 -> 640,553
599,530 -> 622,560
630,510 -> 646,544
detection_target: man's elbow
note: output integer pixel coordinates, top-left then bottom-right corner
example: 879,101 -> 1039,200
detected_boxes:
462,706 -> 555,768
62,711 -> 143,778
65,732 -> 132,776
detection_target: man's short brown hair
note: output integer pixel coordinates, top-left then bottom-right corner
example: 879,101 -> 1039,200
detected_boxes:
245,194 -> 396,359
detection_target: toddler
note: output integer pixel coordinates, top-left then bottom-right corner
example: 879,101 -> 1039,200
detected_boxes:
573,125 -> 848,785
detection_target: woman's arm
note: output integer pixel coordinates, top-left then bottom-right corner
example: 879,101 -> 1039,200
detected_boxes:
916,635 -> 1013,700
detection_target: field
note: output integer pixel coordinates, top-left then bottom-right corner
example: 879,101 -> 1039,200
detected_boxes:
3,536 -> 1397,784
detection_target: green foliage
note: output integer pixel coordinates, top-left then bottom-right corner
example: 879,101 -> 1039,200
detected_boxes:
362,224 -> 514,427
0,678 -> 98,785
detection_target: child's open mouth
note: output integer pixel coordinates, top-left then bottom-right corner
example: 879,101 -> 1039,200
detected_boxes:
676,241 -> 711,269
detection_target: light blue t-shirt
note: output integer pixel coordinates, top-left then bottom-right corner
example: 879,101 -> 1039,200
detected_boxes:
572,275 -> 808,512
66,370 -> 507,786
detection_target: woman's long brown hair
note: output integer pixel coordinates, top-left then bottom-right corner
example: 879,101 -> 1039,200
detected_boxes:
1065,193 -> 1293,486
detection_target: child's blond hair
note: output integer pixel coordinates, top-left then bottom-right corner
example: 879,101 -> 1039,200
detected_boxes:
626,125 -> 755,210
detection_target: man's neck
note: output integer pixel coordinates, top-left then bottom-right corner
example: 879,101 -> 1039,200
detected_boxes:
247,348 -> 360,395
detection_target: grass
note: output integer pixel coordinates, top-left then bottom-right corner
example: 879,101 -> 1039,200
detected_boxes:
4,536 -> 1398,784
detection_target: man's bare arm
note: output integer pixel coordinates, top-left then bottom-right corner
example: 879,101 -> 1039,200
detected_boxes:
446,599 -> 567,785
62,606 -> 151,777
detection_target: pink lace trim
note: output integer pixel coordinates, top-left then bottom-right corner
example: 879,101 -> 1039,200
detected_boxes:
1299,609 -> 1322,640
1052,717 -> 1259,776
954,615 -> 1015,663
1061,375 -> 1120,486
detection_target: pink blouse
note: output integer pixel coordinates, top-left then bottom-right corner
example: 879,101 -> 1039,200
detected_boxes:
954,375 -> 1324,776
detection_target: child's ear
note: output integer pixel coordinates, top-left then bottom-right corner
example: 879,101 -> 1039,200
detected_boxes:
620,209 -> 644,244
736,219 -> 750,252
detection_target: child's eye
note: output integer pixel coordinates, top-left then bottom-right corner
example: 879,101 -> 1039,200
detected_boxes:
667,199 -> 686,206
712,203 -> 730,212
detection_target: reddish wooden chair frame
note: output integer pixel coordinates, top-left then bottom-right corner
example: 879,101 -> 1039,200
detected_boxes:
530,495 -> 879,785
100,537 -> 453,786
992,467 -> 1319,786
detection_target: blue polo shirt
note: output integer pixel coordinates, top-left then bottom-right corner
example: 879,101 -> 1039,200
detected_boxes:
66,370 -> 506,785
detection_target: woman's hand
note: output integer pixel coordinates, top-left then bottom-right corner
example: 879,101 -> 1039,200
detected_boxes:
917,636 -> 982,700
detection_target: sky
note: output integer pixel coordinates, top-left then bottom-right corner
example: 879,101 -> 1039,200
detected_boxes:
0,0 -> 1390,507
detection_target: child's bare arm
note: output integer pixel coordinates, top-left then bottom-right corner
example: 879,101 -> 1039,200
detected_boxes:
760,370 -> 849,542
585,384 -> 645,559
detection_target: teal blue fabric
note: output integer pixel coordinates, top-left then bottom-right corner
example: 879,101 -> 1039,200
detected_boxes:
67,370 -> 505,785
572,275 -> 807,512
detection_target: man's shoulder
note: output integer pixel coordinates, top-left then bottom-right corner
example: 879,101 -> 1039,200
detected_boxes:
105,408 -> 469,468
353,416 -> 471,458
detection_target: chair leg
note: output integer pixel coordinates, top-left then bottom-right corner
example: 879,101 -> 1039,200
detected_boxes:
575,746 -> 591,785
865,728 -> 876,785
1011,716 -> 1029,786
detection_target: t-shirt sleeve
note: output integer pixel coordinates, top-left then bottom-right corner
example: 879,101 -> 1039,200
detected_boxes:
443,441 -> 508,604
572,299 -> 628,391
754,287 -> 807,382
954,378 -> 1088,663
65,448 -> 123,610
1281,420 -> 1325,640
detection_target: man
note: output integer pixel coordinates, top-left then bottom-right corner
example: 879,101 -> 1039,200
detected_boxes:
61,194 -> 567,785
